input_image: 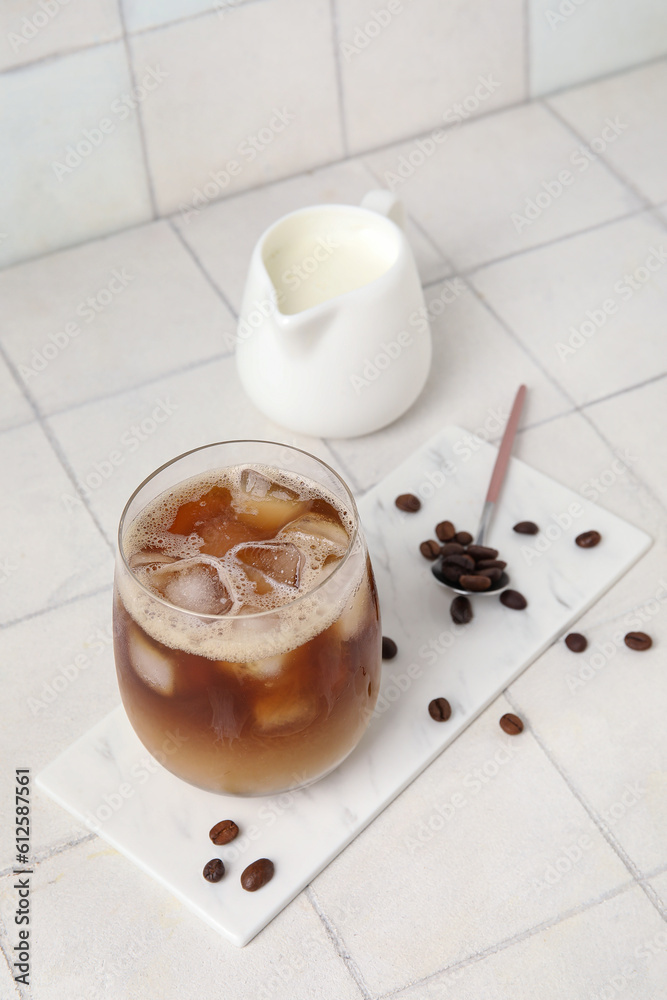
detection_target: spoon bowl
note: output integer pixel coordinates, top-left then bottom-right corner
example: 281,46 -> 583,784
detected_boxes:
431,562 -> 510,596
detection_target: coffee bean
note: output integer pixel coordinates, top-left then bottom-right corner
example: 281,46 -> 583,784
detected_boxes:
450,596 -> 473,624
454,531 -> 473,545
241,858 -> 274,892
209,819 -> 239,846
443,554 -> 475,571
513,521 -> 539,535
499,713 -> 523,735
436,562 -> 462,585
460,574 -> 491,591
565,633 -> 587,653
395,493 -> 421,513
467,545 -> 499,561
500,589 -> 527,610
440,542 -> 465,557
420,539 -> 441,560
382,636 -> 398,660
480,567 -> 502,583
428,697 -> 452,722
624,631 -> 652,651
435,520 -> 456,542
477,559 -> 507,570
203,859 -> 225,883
576,530 -> 601,548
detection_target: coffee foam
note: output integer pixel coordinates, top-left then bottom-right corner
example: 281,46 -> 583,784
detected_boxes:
118,466 -> 364,662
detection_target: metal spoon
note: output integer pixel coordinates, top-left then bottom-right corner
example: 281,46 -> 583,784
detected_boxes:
432,385 -> 526,597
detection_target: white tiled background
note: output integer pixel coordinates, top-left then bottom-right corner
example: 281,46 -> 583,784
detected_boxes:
2,0 -> 667,267
2,5 -> 667,999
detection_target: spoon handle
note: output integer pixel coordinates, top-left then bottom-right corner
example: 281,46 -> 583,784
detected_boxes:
475,385 -> 526,546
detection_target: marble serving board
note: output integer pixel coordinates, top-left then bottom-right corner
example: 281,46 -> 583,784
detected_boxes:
38,425 -> 651,947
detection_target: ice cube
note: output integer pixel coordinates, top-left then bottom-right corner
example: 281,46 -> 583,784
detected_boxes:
252,689 -> 319,736
239,468 -> 272,498
241,654 -> 287,679
280,512 -> 349,566
148,557 -> 235,615
234,542 -> 302,590
129,549 -> 178,570
335,577 -> 371,641
236,469 -> 308,532
127,624 -> 175,695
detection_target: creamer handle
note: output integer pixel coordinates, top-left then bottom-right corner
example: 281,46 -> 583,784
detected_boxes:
361,189 -> 406,230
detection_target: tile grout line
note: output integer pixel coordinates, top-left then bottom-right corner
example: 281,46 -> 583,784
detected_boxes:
543,102 -> 653,211
0,833 -> 97,881
305,886 -> 373,1000
323,440 -> 364,495
0,342 -> 115,554
377,879 -> 636,1000
503,688 -> 667,924
0,918 -> 20,997
0,582 -> 113,632
328,0 -> 350,159
464,281 -> 667,521
530,52 -> 667,104
168,220 -> 239,318
116,1 -> 159,219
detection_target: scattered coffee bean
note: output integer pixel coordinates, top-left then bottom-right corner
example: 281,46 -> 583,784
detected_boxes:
435,520 -> 456,542
576,530 -> 601,548
500,589 -> 527,610
565,633 -> 587,653
477,559 -> 507,570
467,545 -> 499,561
443,553 -> 476,571
513,521 -> 539,535
624,631 -> 652,651
428,697 -> 452,722
499,713 -> 523,735
209,819 -> 239,846
460,574 -> 491,591
395,493 -> 421,513
440,542 -> 465,557
203,859 -> 225,883
454,531 -> 473,545
241,858 -> 274,892
450,595 -> 473,624
382,636 -> 398,660
420,539 -> 441,560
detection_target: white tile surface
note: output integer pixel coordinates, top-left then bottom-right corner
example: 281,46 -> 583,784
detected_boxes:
0,843 -> 363,1000
0,221 -> 232,415
0,953 -> 19,999
47,356 -> 342,543
393,885 -> 667,1000
0,422 -> 111,625
329,280 -> 572,492
0,43 -> 152,269
121,0 -> 223,33
0,0 -> 121,71
0,357 -> 33,432
0,591 -> 116,871
549,61 -> 667,205
649,869 -> 667,909
131,1 -> 343,215
471,212 -> 667,407
364,103 -> 640,272
530,0 -> 667,97
337,0 -> 524,153
174,158 -> 451,312
509,605 -> 667,876
310,694 -> 631,996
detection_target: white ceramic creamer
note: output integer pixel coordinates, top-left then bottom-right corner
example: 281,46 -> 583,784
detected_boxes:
235,191 -> 432,438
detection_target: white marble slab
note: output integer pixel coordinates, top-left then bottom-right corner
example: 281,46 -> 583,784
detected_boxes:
37,425 -> 651,947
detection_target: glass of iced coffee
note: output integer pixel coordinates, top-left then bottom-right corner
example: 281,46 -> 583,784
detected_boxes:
113,441 -> 381,796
